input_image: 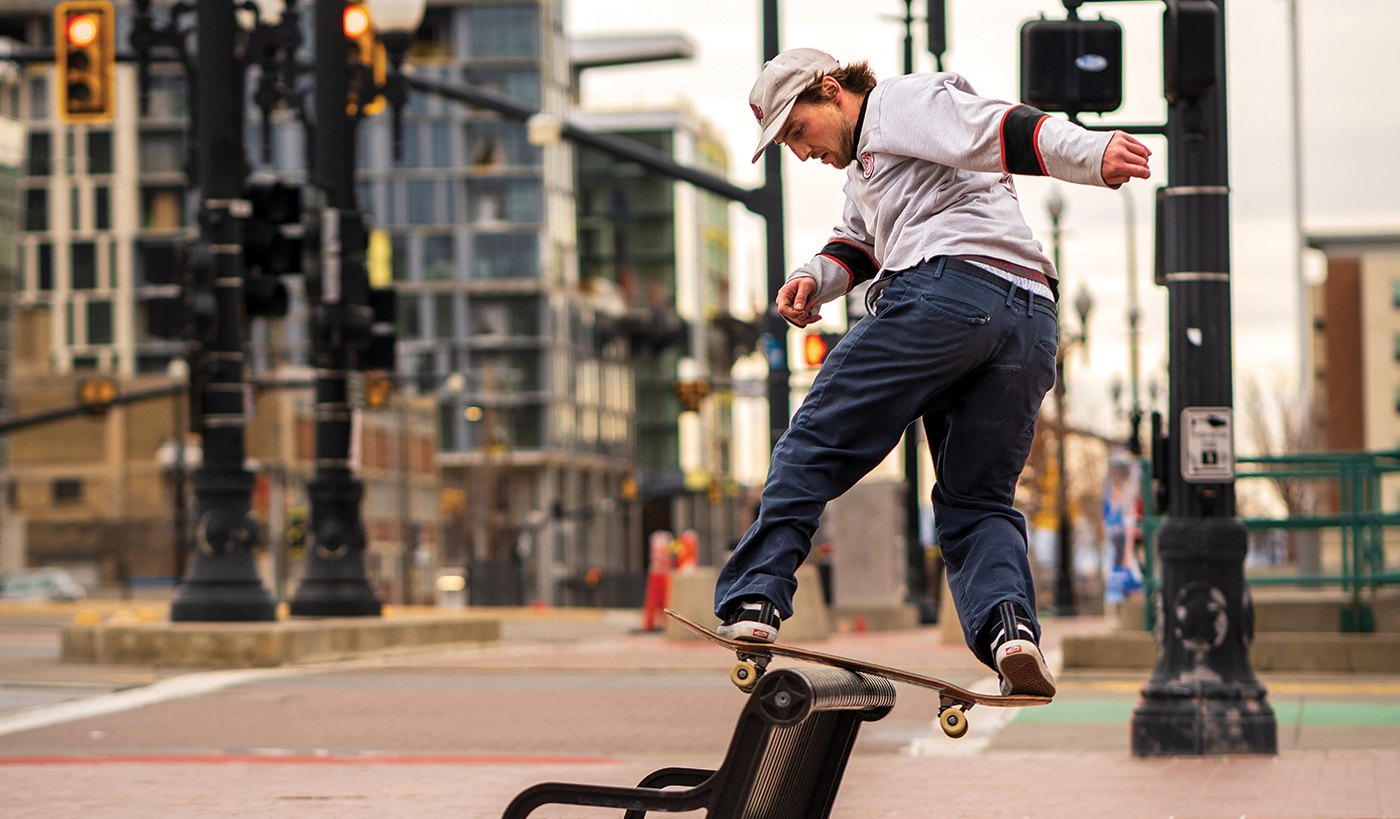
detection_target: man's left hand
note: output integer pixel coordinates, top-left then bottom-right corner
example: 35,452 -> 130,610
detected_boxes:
1102,131 -> 1152,187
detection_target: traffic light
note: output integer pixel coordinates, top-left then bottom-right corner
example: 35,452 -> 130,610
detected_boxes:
1164,1 -> 1220,104
802,332 -> 844,368
55,1 -> 115,123
344,1 -> 387,117
76,376 -> 117,416
242,177 -> 302,318
1019,16 -> 1123,114
364,287 -> 397,371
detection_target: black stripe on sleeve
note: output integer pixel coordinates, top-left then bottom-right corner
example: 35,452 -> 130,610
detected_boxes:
818,240 -> 879,289
1001,105 -> 1048,176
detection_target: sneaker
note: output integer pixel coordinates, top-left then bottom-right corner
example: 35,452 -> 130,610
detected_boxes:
717,599 -> 781,643
988,601 -> 1056,697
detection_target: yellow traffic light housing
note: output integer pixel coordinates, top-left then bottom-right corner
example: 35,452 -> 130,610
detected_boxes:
55,1 -> 116,123
344,1 -> 387,117
77,376 -> 117,415
364,376 -> 395,409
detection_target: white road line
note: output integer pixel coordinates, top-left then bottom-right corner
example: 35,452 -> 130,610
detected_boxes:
902,647 -> 1063,757
0,668 -> 303,737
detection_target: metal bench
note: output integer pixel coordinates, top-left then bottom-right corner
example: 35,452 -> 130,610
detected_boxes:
501,666 -> 896,819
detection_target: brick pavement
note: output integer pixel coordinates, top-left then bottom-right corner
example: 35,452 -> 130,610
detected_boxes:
1,612 -> 1398,817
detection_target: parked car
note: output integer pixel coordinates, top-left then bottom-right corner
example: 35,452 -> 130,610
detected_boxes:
0,568 -> 87,601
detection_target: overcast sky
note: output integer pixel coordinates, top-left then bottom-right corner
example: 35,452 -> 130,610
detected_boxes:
568,0 -> 1400,440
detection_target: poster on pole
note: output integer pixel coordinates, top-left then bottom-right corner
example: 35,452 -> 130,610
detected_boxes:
1181,407 -> 1234,482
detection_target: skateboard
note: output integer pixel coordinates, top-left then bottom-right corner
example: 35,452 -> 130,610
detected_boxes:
665,608 -> 1051,739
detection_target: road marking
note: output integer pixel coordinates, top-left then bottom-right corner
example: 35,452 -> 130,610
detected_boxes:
0,753 -> 618,765
0,668 -> 302,737
903,648 -> 1063,757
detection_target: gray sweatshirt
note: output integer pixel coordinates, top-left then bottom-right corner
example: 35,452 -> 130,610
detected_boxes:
795,72 -> 1116,307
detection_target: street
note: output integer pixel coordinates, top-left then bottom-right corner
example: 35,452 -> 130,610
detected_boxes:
1,608 -> 1398,817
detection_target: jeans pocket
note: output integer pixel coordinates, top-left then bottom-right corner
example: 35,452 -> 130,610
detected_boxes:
918,288 -> 994,324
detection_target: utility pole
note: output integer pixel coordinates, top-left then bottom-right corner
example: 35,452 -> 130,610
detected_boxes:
288,0 -> 381,616
169,0 -> 276,621
1131,0 -> 1277,755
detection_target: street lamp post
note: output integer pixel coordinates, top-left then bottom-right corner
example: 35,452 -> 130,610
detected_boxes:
1046,189 -> 1081,617
290,0 -> 424,616
1130,0 -> 1277,755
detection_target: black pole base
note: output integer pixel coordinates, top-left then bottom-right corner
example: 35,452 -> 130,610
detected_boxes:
171,581 -> 277,622
287,582 -> 382,617
1131,692 -> 1278,756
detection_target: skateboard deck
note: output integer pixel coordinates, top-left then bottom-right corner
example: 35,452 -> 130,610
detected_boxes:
665,608 -> 1051,738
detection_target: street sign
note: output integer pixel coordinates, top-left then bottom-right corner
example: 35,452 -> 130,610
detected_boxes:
1180,406 -> 1234,482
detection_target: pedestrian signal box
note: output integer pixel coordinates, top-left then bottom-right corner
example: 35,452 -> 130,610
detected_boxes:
55,1 -> 116,123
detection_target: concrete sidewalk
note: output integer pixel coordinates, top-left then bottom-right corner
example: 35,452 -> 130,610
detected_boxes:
0,610 -> 1397,817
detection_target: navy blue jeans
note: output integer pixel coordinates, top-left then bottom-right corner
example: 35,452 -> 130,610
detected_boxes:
714,257 -> 1059,670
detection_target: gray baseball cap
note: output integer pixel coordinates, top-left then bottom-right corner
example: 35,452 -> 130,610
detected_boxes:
748,48 -> 840,164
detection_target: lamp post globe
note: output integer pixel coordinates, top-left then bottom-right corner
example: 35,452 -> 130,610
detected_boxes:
365,0 -> 425,33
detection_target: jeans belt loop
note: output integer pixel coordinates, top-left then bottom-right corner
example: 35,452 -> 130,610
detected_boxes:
932,256 -> 947,279
1004,281 -> 1017,308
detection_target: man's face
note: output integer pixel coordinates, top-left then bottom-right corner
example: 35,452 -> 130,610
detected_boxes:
776,99 -> 856,169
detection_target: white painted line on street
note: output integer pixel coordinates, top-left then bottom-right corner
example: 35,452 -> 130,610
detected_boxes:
902,647 -> 1063,757
0,668 -> 303,737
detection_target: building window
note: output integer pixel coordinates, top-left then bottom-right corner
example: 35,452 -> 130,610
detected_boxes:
94,186 -> 110,230
140,129 -> 186,174
28,76 -> 46,121
26,131 -> 49,176
475,233 -> 537,279
393,122 -> 421,168
24,188 -> 47,231
36,244 -> 53,290
463,67 -> 540,108
71,243 -> 97,289
406,179 -> 437,225
391,234 -> 410,281
87,301 -> 113,345
422,234 -> 455,281
52,479 -> 83,505
466,5 -> 539,58
142,186 -> 185,229
88,131 -> 112,175
71,185 -> 80,230
430,121 -> 452,168
434,293 -> 455,339
397,293 -> 421,338
1393,280 -> 1400,309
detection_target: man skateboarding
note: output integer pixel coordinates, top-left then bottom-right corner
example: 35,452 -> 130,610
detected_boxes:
714,48 -> 1151,697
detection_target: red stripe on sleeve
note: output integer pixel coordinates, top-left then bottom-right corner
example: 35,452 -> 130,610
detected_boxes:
1031,115 -> 1049,176
818,254 -> 857,293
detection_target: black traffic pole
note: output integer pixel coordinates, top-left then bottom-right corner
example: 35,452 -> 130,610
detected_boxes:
1130,0 -> 1276,755
170,0 -> 277,621
889,0 -> 936,622
758,0 -> 790,446
288,0 -> 382,616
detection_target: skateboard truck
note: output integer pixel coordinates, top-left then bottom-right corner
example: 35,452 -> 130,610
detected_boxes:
729,648 -> 772,692
937,694 -> 971,738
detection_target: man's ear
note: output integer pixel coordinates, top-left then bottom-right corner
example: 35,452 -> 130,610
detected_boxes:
824,75 -> 842,102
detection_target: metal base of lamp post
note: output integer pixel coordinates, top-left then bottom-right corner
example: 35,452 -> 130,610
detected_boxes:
288,470 -> 382,617
170,467 -> 277,622
1130,516 -> 1277,755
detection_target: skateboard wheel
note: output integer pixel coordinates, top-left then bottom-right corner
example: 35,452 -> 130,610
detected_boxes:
940,708 -> 969,739
730,660 -> 760,692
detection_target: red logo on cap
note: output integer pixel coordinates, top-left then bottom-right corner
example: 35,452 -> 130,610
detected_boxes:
750,103 -> 764,122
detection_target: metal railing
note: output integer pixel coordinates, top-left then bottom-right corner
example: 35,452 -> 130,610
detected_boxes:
1137,449 -> 1400,631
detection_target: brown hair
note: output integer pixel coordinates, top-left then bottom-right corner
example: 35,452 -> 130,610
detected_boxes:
795,61 -> 878,104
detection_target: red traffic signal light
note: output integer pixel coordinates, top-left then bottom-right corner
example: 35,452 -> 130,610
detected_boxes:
802,333 -> 843,368
343,4 -> 371,38
55,1 -> 115,123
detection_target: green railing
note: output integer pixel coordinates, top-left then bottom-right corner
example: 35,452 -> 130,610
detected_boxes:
1137,449 -> 1400,632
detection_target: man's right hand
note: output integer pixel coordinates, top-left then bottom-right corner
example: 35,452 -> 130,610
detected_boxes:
777,277 -> 822,327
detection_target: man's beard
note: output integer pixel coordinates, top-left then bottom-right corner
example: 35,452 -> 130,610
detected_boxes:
829,113 -> 857,169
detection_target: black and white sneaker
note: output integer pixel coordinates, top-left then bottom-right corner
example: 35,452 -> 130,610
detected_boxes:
988,601 -> 1056,697
717,599 -> 781,643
